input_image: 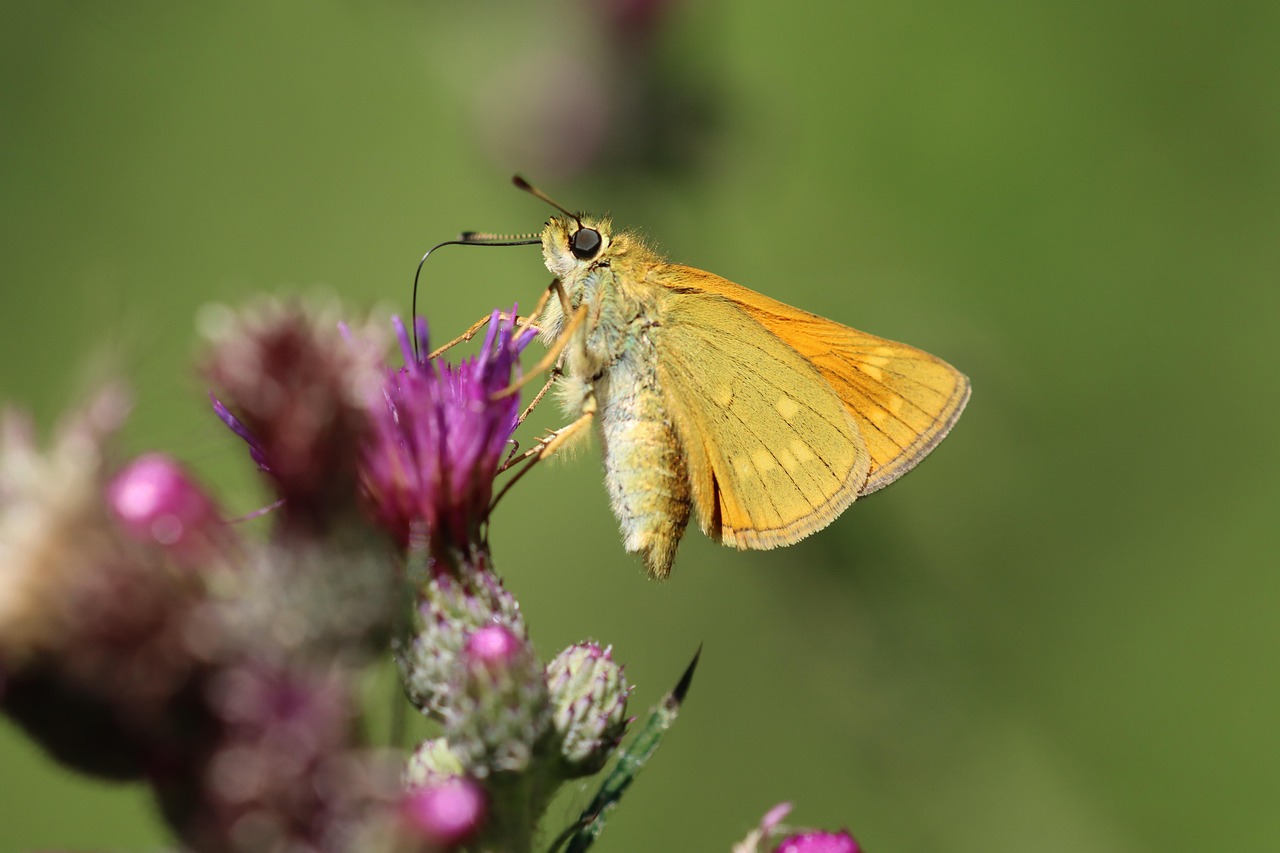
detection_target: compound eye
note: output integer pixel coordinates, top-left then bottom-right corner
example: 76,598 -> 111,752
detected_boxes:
571,227 -> 602,260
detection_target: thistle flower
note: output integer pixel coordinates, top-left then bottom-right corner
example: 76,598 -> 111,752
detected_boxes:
735,804 -> 862,853
465,623 -> 526,665
360,311 -> 535,564
204,300 -> 401,657
774,830 -> 862,853
2,297 -> 712,853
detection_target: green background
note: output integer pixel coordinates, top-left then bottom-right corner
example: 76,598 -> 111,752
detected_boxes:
2,2 -> 1277,850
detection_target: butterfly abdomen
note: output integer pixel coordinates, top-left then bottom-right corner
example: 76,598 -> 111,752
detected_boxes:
595,362 -> 691,579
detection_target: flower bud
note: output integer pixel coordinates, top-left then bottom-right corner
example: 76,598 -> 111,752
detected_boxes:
445,625 -> 549,776
106,453 -> 223,564
401,777 -> 486,849
545,642 -> 630,777
399,564 -> 524,718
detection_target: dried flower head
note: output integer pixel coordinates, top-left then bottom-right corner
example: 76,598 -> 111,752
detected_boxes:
161,661 -> 399,852
0,386 -> 221,779
0,386 -> 132,663
202,297 -> 385,535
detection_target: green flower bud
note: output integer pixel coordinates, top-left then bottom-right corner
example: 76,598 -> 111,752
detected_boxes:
546,642 -> 630,777
404,737 -> 466,788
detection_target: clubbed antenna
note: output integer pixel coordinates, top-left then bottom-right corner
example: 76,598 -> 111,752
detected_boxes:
512,175 -> 583,229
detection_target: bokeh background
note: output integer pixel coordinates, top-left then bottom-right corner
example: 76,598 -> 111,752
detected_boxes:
2,1 -> 1277,851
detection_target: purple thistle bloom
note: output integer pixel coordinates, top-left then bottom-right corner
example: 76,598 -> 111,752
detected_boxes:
361,309 -> 535,561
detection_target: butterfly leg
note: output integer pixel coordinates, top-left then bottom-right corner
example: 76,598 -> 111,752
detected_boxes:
429,281 -> 561,360
498,392 -> 592,472
502,359 -> 563,466
429,312 -> 504,359
517,362 -> 562,426
492,294 -> 587,400
490,400 -> 595,512
512,279 -> 563,337
537,400 -> 595,460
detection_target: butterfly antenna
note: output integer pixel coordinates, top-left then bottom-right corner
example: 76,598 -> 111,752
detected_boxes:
410,231 -> 541,359
512,175 -> 583,229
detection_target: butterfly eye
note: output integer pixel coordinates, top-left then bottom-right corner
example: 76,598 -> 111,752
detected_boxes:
571,227 -> 602,260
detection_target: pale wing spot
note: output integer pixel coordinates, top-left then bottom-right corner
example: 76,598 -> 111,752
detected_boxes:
858,364 -> 884,381
751,448 -> 777,474
886,394 -> 905,414
713,383 -> 734,408
865,406 -> 889,425
873,346 -> 896,357
731,456 -> 755,480
775,394 -> 800,421
776,446 -> 799,473
864,356 -> 891,367
790,439 -> 816,463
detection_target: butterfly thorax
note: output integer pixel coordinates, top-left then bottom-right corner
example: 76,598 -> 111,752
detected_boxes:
537,217 -> 670,386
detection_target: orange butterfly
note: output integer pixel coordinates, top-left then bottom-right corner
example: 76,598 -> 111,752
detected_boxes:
510,180 -> 969,578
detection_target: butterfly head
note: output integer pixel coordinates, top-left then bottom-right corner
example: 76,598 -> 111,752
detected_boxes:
540,214 -> 615,281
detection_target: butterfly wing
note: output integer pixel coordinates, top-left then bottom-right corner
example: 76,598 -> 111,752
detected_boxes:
658,266 -> 970,496
652,284 -> 872,551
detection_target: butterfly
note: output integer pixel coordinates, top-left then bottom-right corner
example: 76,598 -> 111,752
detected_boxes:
439,178 -> 970,578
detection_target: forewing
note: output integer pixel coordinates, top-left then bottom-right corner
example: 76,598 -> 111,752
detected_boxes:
654,289 -> 870,550
659,266 -> 970,495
